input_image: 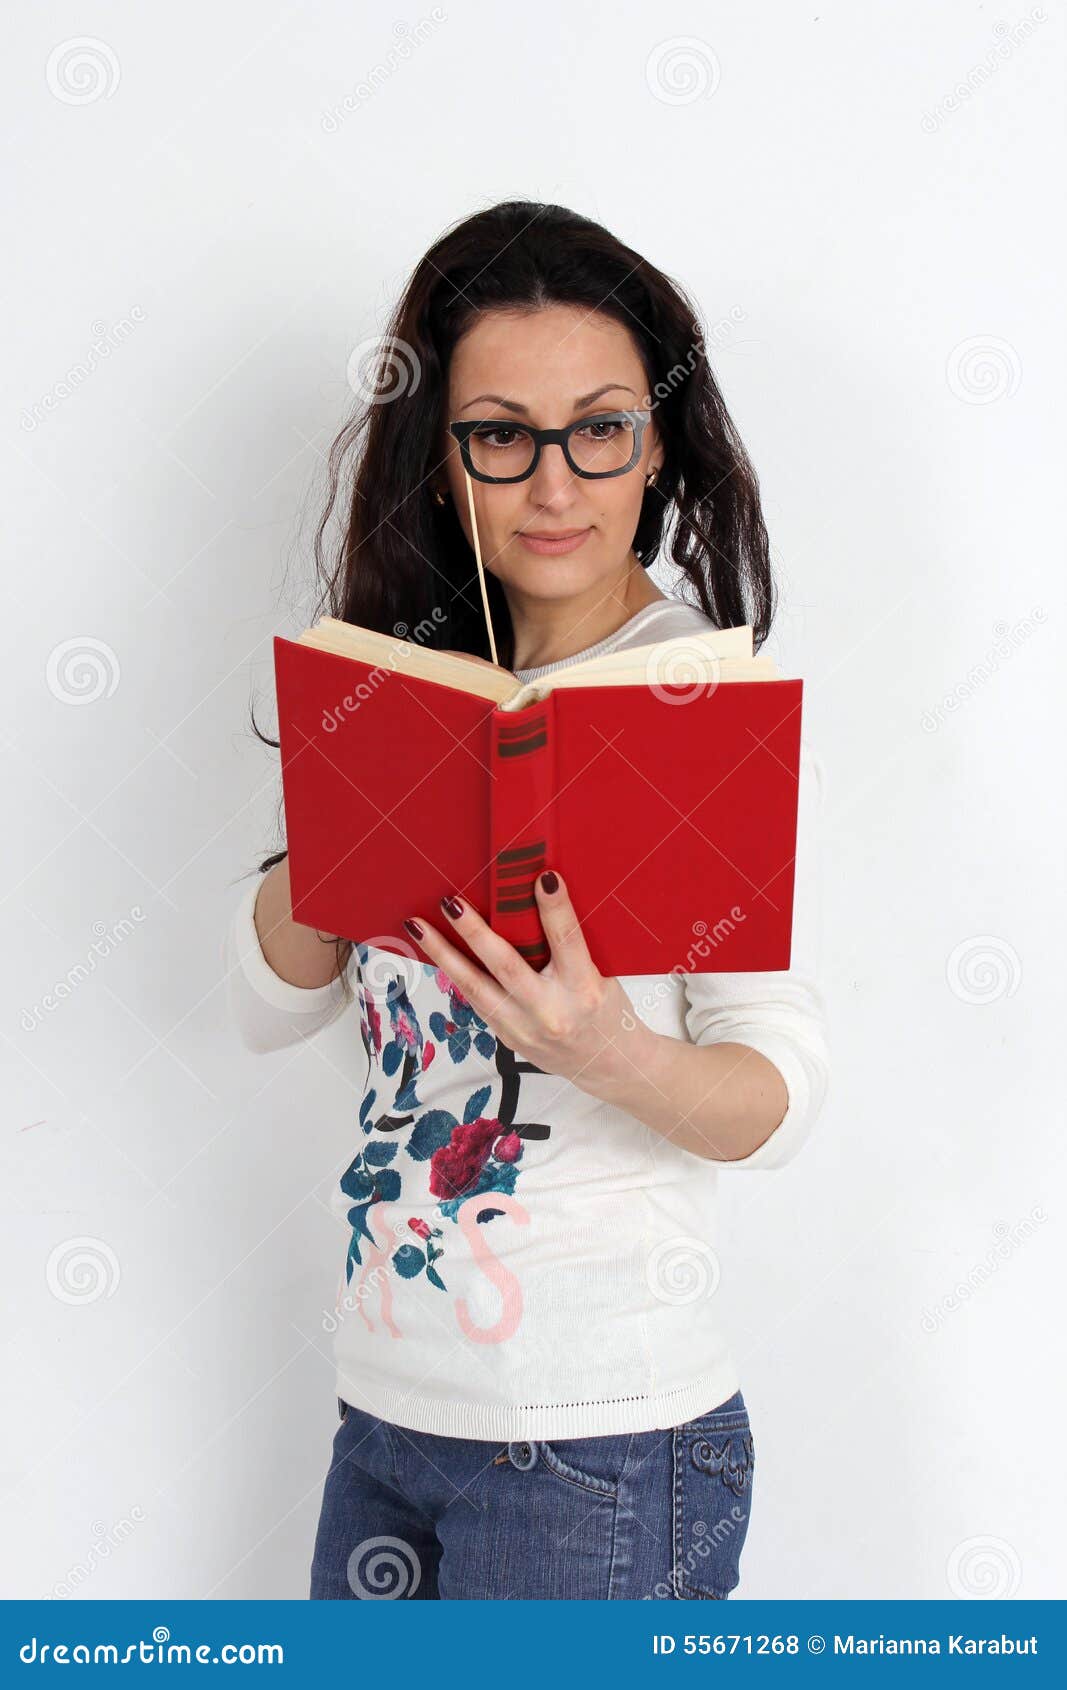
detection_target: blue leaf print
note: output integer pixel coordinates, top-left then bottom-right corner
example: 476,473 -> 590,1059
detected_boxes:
344,1200 -> 379,1276
393,1078 -> 421,1114
392,1244 -> 425,1278
359,1088 -> 377,1132
348,1201 -> 377,1238
363,1141 -> 397,1167
372,1168 -> 401,1203
463,1085 -> 492,1124
427,1007 -> 487,1066
425,1265 -> 447,1291
407,1109 -> 458,1162
341,1166 -> 376,1203
381,1041 -> 403,1077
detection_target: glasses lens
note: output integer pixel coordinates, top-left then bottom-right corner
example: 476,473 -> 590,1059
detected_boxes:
467,423 -> 536,481
567,415 -> 638,477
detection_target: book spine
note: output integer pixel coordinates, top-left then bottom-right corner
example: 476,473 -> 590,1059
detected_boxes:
488,693 -> 557,969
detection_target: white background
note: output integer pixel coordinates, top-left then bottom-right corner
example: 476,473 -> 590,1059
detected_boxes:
2,0 -> 1063,1600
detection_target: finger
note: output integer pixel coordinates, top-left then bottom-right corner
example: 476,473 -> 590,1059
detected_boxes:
402,913 -> 521,1028
435,892 -> 542,1013
534,870 -> 599,985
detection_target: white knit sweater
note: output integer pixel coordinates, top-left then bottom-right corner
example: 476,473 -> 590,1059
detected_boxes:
224,599 -> 830,1440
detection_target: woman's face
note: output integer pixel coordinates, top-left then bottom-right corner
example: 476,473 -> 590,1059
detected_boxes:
439,305 -> 662,601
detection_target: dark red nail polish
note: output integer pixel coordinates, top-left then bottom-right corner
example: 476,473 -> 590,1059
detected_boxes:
403,918 -> 424,941
441,894 -> 464,919
539,870 -> 559,894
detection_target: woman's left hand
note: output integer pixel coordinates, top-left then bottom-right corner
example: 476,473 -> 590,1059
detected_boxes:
403,872 -> 645,1090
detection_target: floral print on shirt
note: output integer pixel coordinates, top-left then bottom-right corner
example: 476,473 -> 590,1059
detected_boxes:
341,952 -> 551,1296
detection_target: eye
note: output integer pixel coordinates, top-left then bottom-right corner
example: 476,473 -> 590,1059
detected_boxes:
471,424 -> 526,450
574,418 -> 624,442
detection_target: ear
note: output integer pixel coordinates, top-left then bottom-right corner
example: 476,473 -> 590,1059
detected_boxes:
644,414 -> 664,480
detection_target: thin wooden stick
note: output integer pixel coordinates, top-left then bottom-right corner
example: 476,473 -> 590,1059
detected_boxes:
462,467 -> 499,666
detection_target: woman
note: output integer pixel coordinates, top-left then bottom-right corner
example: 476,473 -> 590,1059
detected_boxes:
226,200 -> 830,1600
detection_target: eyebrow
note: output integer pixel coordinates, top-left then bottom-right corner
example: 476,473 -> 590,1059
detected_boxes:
459,382 -> 638,415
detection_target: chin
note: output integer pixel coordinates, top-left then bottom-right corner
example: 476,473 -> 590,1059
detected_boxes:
496,540 -> 609,591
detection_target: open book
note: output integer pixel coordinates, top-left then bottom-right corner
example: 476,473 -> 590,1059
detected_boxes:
273,616 -> 803,975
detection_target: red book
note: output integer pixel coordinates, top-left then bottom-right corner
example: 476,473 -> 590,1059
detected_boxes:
273,621 -> 803,976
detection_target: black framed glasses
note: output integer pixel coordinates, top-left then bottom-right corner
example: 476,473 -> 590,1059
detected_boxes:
448,409 -> 651,485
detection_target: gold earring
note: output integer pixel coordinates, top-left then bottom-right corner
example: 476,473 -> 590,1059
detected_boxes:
434,488 -> 447,505
646,468 -> 659,487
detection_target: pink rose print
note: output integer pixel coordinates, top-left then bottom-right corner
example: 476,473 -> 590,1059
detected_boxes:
434,966 -> 471,1010
429,1117 -> 502,1201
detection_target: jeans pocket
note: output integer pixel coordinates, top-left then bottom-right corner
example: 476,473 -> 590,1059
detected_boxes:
536,1432 -> 632,1496
671,1413 -> 754,1599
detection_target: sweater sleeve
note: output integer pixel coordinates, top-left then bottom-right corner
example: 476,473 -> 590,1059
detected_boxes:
223,873 -> 357,1054
680,741 -> 830,1170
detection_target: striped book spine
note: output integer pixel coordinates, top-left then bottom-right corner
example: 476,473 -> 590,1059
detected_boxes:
488,695 -> 557,969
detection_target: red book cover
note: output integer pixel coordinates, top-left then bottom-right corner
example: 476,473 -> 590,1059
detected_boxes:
273,636 -> 803,976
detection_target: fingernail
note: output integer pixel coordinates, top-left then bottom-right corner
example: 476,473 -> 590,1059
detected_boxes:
441,894 -> 464,919
539,870 -> 559,894
403,918 -> 424,941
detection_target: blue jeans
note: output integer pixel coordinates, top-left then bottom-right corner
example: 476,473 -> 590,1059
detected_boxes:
310,1390 -> 754,1600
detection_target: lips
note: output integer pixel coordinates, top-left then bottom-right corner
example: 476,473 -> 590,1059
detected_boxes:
521,528 -> 588,540
517,526 -> 593,556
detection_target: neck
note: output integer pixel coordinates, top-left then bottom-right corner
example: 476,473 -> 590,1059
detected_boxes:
507,555 -> 666,672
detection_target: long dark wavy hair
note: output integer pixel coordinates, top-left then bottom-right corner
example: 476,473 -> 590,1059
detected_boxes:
253,199 -> 776,976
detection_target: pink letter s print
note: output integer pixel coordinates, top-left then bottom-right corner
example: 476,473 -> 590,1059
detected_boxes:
453,1193 -> 529,1345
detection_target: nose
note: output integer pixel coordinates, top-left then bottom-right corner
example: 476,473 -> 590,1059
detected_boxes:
525,440 -> 580,505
